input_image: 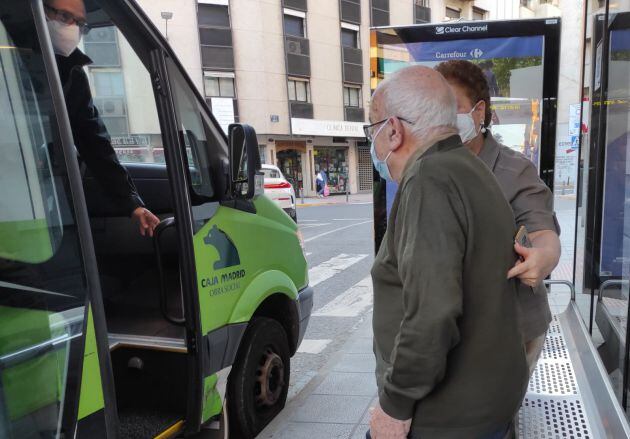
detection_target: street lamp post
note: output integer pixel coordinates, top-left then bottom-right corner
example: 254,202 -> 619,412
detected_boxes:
161,11 -> 173,41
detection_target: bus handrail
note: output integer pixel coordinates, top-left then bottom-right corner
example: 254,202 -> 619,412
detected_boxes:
544,279 -> 575,300
597,279 -> 629,301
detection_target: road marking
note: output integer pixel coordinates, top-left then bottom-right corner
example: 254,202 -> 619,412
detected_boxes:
299,219 -> 318,222
296,339 -> 332,354
305,252 -> 312,256
313,276 -> 373,317
299,223 -> 332,229
309,254 -> 368,287
332,218 -> 372,221
304,220 -> 372,243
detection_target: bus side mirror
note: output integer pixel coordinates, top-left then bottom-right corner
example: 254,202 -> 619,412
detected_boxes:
228,124 -> 263,199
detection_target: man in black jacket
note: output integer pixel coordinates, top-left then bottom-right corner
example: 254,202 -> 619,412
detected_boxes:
45,0 -> 160,236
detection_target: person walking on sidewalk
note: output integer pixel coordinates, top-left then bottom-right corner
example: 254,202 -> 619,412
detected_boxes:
436,60 -> 561,376
367,66 -> 528,438
316,170 -> 326,198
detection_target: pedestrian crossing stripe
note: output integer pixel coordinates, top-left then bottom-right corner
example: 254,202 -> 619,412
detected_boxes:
297,339 -> 332,354
312,276 -> 373,318
308,254 -> 368,287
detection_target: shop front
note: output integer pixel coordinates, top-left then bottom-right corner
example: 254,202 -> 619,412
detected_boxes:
291,118 -> 367,196
314,147 -> 349,194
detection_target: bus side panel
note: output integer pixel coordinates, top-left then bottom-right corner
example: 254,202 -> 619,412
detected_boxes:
193,198 -> 305,335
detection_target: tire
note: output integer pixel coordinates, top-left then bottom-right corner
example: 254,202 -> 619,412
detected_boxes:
227,318 -> 290,438
290,210 -> 298,223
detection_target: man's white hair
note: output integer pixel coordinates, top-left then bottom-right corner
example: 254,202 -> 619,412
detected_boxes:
375,65 -> 457,139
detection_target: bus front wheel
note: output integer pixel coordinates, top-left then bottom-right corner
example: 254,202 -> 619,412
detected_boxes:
228,317 -> 290,438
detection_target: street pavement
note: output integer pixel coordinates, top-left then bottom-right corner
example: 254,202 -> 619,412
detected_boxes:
258,194 -> 577,438
288,197 -> 375,402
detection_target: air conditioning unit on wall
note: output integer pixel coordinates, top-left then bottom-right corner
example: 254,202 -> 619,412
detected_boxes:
94,97 -> 126,117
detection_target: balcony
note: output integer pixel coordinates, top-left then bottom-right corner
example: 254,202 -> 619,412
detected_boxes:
345,107 -> 365,122
340,0 -> 361,24
342,47 -> 363,84
283,0 -> 307,11
201,46 -> 234,70
285,36 -> 311,77
415,5 -> 431,23
289,101 -> 313,119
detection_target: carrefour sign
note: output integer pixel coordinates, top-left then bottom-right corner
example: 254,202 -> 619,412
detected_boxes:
406,35 -> 543,62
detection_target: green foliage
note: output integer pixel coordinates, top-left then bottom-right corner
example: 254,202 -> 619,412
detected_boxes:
475,57 -> 542,97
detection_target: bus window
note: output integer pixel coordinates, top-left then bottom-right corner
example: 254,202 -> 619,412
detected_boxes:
0,3 -> 89,438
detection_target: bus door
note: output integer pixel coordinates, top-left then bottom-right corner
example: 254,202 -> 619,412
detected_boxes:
67,0 -> 242,435
370,18 -> 561,249
0,1 -> 116,437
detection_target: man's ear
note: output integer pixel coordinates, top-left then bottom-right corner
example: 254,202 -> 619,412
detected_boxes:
388,117 -> 405,152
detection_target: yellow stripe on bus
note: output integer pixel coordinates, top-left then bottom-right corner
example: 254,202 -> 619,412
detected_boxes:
153,420 -> 185,439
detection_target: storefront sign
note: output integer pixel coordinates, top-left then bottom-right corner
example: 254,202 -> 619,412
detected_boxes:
291,118 -> 365,138
211,97 -> 235,135
111,134 -> 150,147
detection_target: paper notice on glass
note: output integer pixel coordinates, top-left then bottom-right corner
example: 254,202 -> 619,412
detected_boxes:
211,98 -> 235,135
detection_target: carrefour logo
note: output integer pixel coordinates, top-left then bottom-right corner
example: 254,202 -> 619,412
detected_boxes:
470,48 -> 483,58
436,26 -> 445,35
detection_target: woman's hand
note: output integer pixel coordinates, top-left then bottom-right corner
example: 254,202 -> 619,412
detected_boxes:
507,230 -> 561,287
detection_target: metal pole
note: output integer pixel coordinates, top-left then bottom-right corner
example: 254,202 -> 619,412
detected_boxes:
301,184 -> 305,204
346,174 -> 349,203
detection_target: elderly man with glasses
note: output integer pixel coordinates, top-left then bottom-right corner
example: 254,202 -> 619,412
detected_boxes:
44,0 -> 160,236
365,65 -> 529,439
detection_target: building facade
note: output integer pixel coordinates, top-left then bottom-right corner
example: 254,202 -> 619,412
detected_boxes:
99,0 -> 576,196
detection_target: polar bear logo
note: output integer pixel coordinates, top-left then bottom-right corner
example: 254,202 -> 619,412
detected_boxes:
203,225 -> 241,270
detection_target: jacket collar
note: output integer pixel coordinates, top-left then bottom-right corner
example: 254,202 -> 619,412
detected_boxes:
56,48 -> 92,69
477,132 -> 501,171
401,134 -> 463,179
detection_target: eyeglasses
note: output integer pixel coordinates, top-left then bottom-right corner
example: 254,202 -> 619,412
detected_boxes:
363,117 -> 413,143
44,4 -> 91,34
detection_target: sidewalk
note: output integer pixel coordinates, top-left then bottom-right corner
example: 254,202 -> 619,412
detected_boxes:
297,193 -> 373,207
259,314 -> 376,439
260,298 -> 572,439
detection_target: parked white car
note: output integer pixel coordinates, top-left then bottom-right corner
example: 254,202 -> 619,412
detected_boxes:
262,164 -> 297,222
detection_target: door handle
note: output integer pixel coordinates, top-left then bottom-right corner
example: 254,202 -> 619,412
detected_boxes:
153,217 -> 186,326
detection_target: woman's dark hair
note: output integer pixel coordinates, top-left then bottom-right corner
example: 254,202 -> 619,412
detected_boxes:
435,60 -> 492,128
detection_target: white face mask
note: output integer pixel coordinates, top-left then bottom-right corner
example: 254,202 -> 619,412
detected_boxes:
47,19 -> 81,57
456,102 -> 483,144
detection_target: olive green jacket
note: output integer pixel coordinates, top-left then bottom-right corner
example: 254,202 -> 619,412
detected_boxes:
372,135 -> 529,438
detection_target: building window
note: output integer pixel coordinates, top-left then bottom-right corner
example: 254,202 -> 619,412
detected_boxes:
83,26 -> 120,67
344,86 -> 362,107
445,6 -> 460,20
284,13 -> 306,37
415,0 -> 429,6
288,79 -> 311,102
341,27 -> 359,48
520,0 -> 530,6
198,4 -> 230,27
198,4 -> 234,70
472,7 -> 486,20
203,72 -> 236,98
371,0 -> 389,27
